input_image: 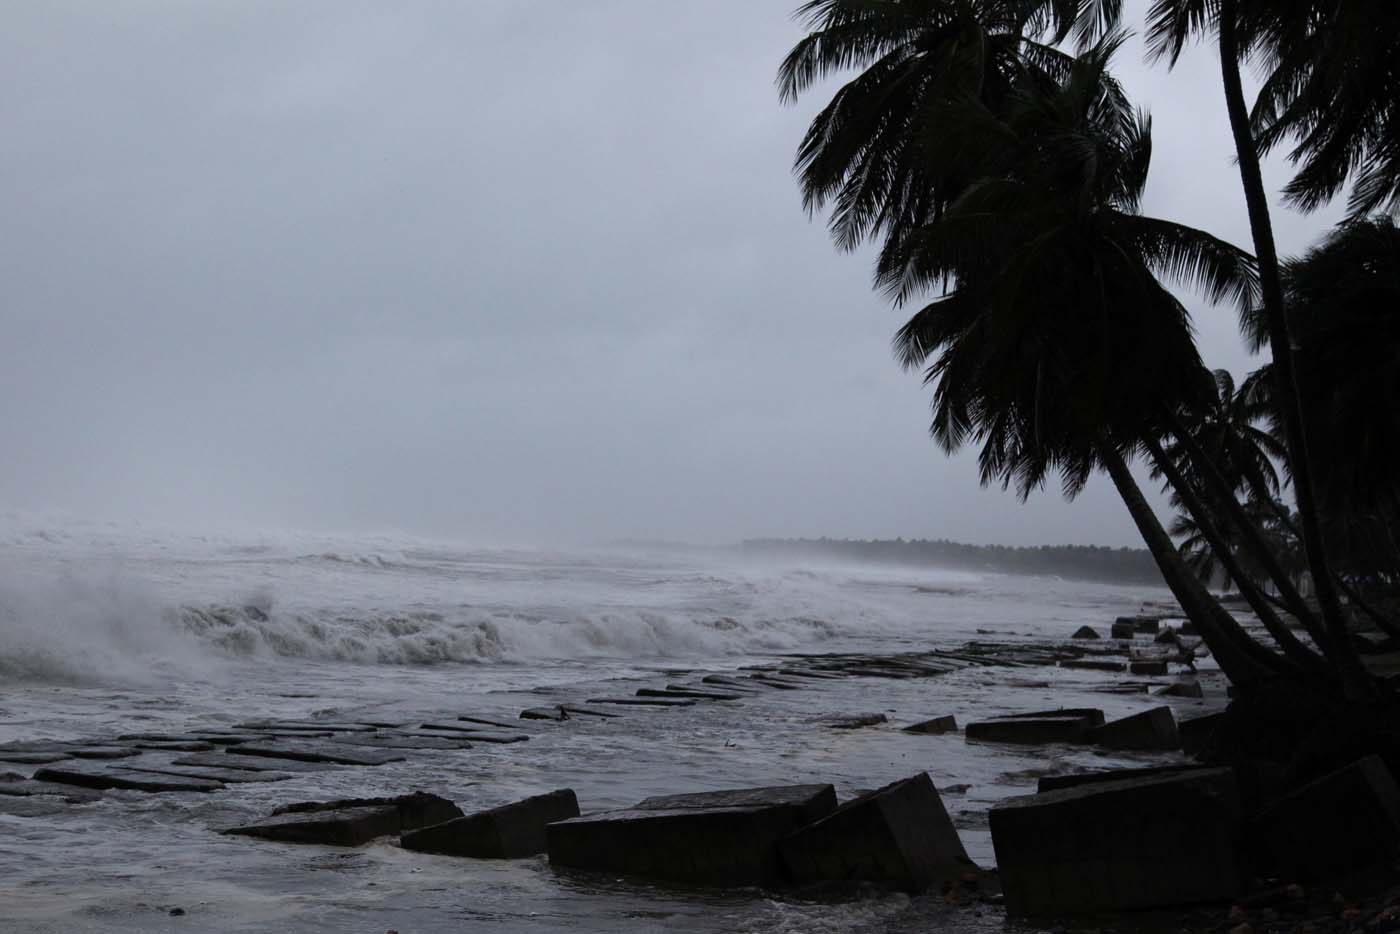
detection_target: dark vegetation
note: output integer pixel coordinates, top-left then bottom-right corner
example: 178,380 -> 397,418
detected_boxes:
742,537 -> 1164,584
778,0 -> 1400,905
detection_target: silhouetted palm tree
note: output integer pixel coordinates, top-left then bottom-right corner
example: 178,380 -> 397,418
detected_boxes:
887,37 -> 1279,684
1248,1 -> 1400,217
1247,218 -> 1400,610
777,0 -> 1084,271
1146,0 -> 1371,695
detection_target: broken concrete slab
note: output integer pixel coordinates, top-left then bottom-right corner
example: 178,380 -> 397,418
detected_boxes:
1129,660 -> 1170,676
0,775 -> 103,803
1155,681 -> 1204,699
1110,620 -> 1136,639
557,704 -> 621,718
547,784 -> 837,886
1087,707 -> 1180,751
234,720 -> 378,733
991,767 -> 1243,914
66,746 -> 143,760
818,713 -> 887,729
1114,615 -> 1161,634
226,793 -> 463,846
33,765 -> 224,794
401,789 -> 580,858
118,765 -> 294,784
1249,756 -> 1400,881
634,785 -> 837,824
273,792 -> 462,829
990,708 -> 1106,726
1071,626 -> 1101,640
636,688 -> 743,701
172,752 -> 341,773
520,707 -> 569,721
124,741 -> 218,752
1061,660 -> 1127,673
418,725 -> 528,743
581,697 -> 696,708
1037,764 -> 1221,793
903,716 -> 958,735
328,733 -> 473,751
698,675 -> 767,692
747,676 -> 805,690
966,717 -> 1096,745
779,773 -> 975,892
225,743 -> 406,766
455,716 -> 519,730
226,805 -> 401,846
0,751 -> 71,765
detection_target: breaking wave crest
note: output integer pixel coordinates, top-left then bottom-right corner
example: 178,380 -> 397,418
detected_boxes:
0,521 -> 998,684
169,602 -> 846,666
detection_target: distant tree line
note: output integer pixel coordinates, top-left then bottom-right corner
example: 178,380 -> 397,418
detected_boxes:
740,537 -> 1164,585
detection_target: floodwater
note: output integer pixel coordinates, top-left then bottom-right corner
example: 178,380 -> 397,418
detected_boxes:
0,519 -> 1218,933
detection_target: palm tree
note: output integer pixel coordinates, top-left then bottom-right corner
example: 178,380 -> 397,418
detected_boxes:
1152,367 -> 1333,657
1246,218 -> 1400,634
776,0 -> 1071,273
883,36 -> 1280,685
1248,1 -> 1400,217
1170,509 -> 1225,587
1161,369 -> 1285,505
1145,0 -> 1373,697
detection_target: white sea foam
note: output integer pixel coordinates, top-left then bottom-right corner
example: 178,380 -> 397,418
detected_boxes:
0,515 -> 1152,683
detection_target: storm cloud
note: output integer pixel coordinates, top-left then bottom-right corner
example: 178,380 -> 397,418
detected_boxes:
0,1 -> 1342,545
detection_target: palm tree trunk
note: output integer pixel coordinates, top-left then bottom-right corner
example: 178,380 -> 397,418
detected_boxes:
1099,443 -> 1272,688
1143,435 -> 1326,677
1161,408 -> 1331,650
1216,0 -> 1374,699
1244,472 -> 1400,639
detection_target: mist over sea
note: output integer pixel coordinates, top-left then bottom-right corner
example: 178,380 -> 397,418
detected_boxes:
0,515 -> 1195,933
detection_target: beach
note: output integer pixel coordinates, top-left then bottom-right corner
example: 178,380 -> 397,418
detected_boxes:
0,518 -> 1222,933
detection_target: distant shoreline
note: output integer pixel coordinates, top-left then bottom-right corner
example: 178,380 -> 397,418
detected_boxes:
740,537 -> 1166,587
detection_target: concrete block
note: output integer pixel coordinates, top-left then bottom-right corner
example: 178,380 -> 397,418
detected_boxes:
1249,756 -> 1400,881
546,784 -> 836,886
402,789 -> 579,858
991,768 -> 1243,914
1088,707 -> 1180,751
778,773 -> 974,892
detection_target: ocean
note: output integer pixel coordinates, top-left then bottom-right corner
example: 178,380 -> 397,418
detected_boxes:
0,517 -> 1209,933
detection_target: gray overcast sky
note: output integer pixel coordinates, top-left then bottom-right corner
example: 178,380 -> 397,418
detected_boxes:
0,1 -> 1345,547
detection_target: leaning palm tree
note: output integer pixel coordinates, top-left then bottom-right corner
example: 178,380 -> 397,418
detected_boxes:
1245,218 -> 1400,635
1145,0 -> 1371,695
777,0 -> 1087,273
887,36 -> 1284,685
1170,510 -> 1225,587
1152,367 -> 1334,659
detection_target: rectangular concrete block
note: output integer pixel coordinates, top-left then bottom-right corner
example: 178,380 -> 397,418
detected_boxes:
1249,756 -> 1400,881
1038,764 -> 1221,793
402,789 -> 580,858
991,768 -> 1243,914
546,784 -> 836,886
967,713 -> 1098,745
227,793 -> 462,846
1088,707 -> 1180,751
1061,660 -> 1127,673
778,773 -> 974,892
